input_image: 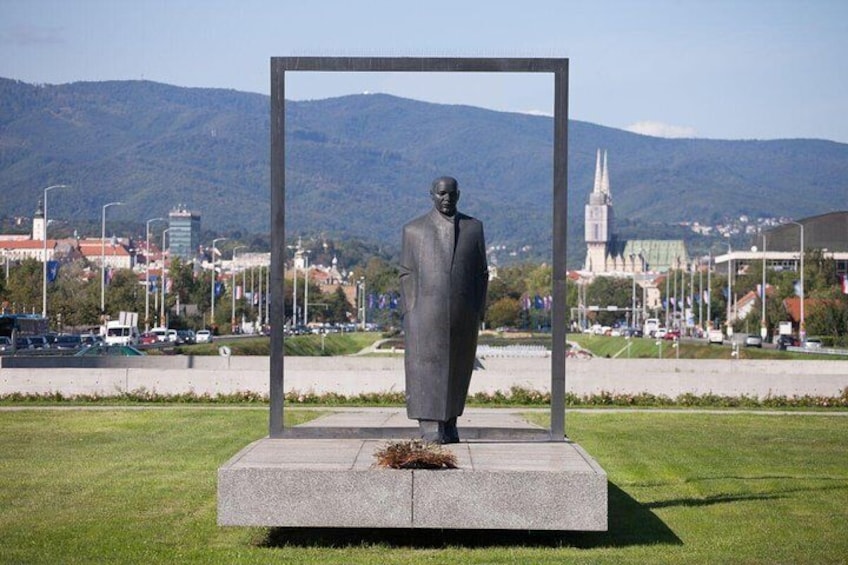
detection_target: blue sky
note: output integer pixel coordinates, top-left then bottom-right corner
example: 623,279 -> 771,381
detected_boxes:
1,0 -> 846,142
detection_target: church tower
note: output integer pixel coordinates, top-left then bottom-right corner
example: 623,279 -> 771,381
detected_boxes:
32,199 -> 46,241
584,149 -> 613,271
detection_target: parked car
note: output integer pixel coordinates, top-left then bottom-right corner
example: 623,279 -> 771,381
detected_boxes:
0,336 -> 12,352
745,335 -> 763,348
195,329 -> 212,343
29,335 -> 50,349
708,329 -> 724,344
54,334 -> 83,350
804,337 -> 823,350
176,329 -> 195,345
655,327 -> 668,339
138,332 -> 158,345
150,327 -> 170,342
80,333 -> 103,346
17,336 -> 33,349
663,330 -> 680,341
776,335 -> 799,350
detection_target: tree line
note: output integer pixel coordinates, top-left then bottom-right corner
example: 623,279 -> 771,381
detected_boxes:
2,248 -> 845,344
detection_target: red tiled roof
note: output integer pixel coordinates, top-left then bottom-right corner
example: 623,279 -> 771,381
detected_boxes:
782,297 -> 829,322
78,241 -> 131,256
0,239 -> 58,249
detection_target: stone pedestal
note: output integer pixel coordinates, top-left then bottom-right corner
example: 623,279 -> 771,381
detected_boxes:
218,409 -> 607,531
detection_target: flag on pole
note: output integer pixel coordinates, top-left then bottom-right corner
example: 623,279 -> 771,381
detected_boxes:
46,260 -> 59,283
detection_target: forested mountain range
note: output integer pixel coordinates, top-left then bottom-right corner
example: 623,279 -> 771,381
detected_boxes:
1,77 -> 846,267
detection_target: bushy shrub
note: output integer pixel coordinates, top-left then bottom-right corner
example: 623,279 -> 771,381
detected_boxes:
2,387 -> 847,408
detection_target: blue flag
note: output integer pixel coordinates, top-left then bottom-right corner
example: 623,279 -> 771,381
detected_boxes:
46,260 -> 59,283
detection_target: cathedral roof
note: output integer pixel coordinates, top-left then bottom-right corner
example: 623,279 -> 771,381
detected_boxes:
611,239 -> 690,272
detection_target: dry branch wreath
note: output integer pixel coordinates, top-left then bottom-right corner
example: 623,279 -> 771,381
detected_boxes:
373,440 -> 458,470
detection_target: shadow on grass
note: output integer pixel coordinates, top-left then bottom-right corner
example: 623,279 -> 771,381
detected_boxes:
646,476 -> 848,510
260,482 -> 681,549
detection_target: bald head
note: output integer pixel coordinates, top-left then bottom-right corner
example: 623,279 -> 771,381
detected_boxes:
430,176 -> 460,217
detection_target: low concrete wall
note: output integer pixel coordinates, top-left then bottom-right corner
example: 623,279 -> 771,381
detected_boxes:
1,356 -> 846,398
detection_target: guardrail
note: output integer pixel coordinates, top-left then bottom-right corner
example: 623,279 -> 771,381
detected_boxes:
786,345 -> 848,356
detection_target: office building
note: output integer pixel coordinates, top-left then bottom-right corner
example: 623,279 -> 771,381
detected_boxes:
168,205 -> 200,261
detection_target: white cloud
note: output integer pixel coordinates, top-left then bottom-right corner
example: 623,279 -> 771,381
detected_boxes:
519,109 -> 553,117
625,121 -> 697,139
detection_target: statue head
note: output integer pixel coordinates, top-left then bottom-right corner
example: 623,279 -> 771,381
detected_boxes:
430,176 -> 460,218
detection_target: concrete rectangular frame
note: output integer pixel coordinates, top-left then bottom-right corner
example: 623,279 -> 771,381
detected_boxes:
270,57 -> 569,439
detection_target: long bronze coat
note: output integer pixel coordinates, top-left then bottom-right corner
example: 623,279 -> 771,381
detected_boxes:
399,208 -> 488,421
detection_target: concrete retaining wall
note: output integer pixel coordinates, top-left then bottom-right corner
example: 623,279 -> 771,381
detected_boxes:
1,356 -> 846,398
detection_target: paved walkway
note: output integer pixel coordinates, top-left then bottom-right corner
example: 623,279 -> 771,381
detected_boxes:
296,407 -> 544,430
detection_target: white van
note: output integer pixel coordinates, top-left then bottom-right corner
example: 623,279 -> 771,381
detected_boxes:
643,318 -> 660,337
708,328 -> 724,344
104,321 -> 140,345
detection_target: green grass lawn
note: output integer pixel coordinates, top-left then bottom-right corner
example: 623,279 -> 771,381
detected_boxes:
569,333 -> 848,360
175,332 -> 384,356
1,408 -> 845,563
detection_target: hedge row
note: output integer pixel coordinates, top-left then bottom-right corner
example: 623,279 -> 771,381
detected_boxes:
2,386 -> 846,409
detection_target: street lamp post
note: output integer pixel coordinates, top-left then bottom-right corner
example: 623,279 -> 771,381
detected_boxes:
629,253 -> 637,329
160,228 -> 171,327
725,239 -> 733,338
231,245 -> 247,332
210,238 -> 227,331
265,266 -> 271,324
789,221 -> 805,343
358,277 -> 366,330
145,217 -> 165,331
291,257 -> 298,328
41,184 -> 69,321
752,233 -> 768,340
100,201 -> 123,316
698,259 -> 704,331
303,251 -> 310,327
707,251 -> 713,329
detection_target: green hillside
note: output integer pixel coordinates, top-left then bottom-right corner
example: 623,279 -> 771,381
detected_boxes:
1,77 -> 846,268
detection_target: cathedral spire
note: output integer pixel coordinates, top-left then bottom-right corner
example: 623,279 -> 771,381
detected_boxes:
592,149 -> 602,193
601,150 -> 611,199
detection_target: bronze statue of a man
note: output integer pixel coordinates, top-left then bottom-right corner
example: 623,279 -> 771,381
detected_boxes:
399,176 -> 488,443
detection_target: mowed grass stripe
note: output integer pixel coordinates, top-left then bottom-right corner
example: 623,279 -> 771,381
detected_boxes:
0,409 -> 845,564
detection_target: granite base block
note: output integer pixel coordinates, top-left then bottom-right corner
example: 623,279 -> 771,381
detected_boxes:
218,437 -> 607,531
